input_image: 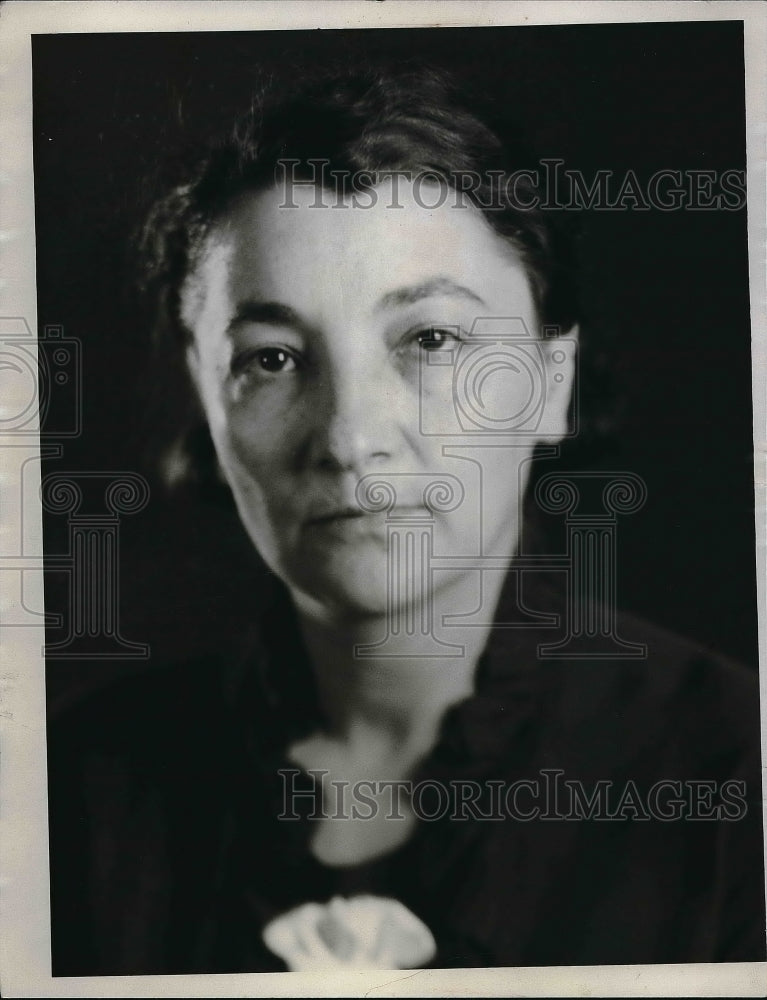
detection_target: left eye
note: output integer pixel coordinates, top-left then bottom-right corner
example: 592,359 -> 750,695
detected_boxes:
415,327 -> 461,351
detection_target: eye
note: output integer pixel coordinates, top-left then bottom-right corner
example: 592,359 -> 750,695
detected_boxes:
255,348 -> 296,373
415,327 -> 463,351
231,347 -> 299,378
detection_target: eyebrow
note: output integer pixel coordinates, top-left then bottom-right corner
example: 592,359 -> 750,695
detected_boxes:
375,277 -> 486,312
227,276 -> 487,335
227,301 -> 313,336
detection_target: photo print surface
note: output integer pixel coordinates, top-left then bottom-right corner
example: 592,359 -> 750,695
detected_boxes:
23,17 -> 766,979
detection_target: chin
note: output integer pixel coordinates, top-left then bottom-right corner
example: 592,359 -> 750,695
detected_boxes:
286,553 -> 393,621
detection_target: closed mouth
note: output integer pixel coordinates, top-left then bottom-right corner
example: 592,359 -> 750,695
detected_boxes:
306,505 -> 430,526
307,508 -> 368,526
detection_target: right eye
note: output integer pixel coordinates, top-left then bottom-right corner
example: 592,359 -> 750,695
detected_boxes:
231,347 -> 299,378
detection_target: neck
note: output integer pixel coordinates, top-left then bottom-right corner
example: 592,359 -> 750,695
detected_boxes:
291,568 -> 509,756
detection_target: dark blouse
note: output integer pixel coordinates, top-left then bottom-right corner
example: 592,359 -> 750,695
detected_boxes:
47,572 -> 766,974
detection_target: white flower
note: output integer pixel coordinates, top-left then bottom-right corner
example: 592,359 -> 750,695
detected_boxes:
262,894 -> 437,971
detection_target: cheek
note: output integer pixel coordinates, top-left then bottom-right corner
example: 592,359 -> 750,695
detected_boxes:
417,341 -> 548,439
470,448 -> 535,542
209,430 -> 299,562
199,378 -> 308,477
213,415 -> 292,491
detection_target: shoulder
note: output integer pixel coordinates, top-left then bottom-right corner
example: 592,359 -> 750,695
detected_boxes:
533,609 -> 761,780
46,648 -> 268,818
49,657 -> 232,756
45,654 -> 257,976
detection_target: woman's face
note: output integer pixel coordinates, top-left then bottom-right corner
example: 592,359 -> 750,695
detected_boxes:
181,179 -> 574,619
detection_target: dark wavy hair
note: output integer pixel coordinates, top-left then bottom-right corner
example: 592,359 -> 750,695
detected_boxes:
137,64 -> 589,490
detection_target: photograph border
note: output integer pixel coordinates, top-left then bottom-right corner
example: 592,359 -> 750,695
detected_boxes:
1,2 -> 765,996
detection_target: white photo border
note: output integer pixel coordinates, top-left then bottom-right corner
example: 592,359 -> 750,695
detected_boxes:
1,2 -> 765,996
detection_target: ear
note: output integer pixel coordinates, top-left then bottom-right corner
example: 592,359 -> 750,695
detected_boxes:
537,325 -> 578,444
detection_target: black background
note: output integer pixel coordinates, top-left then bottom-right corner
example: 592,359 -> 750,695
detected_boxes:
32,22 -> 758,710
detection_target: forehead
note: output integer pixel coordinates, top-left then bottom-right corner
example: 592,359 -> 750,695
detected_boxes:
183,179 -> 533,326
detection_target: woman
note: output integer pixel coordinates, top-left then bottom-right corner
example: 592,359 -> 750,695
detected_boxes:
48,66 -> 765,973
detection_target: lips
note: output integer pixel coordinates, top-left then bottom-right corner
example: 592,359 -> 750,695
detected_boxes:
306,507 -> 368,526
306,505 -> 430,526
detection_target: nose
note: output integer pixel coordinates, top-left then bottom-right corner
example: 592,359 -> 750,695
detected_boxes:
306,361 -> 399,475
